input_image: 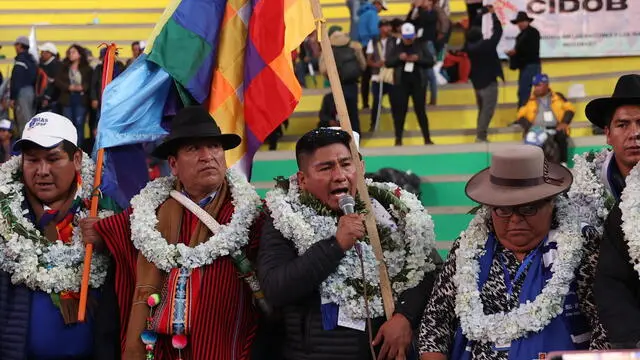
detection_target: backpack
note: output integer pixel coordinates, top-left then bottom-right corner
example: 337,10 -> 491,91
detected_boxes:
333,45 -> 362,84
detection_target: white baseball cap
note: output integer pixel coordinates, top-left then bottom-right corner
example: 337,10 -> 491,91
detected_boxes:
327,126 -> 360,151
39,42 -> 59,55
0,119 -> 12,131
401,23 -> 416,39
14,112 -> 78,152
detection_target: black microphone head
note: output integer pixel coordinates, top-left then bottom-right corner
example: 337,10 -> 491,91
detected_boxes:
338,194 -> 356,214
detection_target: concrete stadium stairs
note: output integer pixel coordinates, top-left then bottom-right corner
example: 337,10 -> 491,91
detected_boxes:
0,0 -> 632,255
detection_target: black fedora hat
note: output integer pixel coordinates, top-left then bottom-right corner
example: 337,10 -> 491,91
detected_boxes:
511,11 -> 534,24
152,106 -> 241,159
585,74 -> 640,128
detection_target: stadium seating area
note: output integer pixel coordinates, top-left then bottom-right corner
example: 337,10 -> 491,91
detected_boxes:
0,0 -> 630,254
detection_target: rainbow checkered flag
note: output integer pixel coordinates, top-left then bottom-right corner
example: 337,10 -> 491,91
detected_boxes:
95,0 -> 314,204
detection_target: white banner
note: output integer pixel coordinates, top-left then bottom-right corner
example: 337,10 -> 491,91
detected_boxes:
482,0 -> 639,58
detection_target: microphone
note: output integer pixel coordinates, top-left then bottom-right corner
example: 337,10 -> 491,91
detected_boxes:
339,194 -> 356,215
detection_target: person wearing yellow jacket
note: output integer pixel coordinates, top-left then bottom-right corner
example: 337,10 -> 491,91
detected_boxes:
515,73 -> 576,164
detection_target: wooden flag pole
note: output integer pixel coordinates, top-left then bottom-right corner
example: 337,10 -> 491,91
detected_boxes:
309,2 -> 394,319
78,43 -> 118,322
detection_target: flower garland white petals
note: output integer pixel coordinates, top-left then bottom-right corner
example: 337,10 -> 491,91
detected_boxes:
0,153 -> 111,293
568,149 -> 611,231
454,197 -> 584,344
266,176 -> 436,320
619,162 -> 640,277
130,168 -> 261,272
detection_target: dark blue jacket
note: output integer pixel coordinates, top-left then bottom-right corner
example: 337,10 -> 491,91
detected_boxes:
465,13 -> 505,90
10,52 -> 37,100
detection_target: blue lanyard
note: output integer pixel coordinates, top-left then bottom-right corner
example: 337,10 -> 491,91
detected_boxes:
500,246 -> 540,300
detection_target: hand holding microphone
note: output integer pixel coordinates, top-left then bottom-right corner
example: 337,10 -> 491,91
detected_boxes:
336,194 -> 365,252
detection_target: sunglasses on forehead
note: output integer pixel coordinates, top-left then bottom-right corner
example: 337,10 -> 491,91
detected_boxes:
492,199 -> 551,218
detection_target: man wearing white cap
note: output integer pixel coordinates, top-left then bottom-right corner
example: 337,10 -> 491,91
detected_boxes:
10,36 -> 38,135
386,22 -> 434,146
39,42 -> 61,112
0,119 -> 16,163
0,112 -> 120,360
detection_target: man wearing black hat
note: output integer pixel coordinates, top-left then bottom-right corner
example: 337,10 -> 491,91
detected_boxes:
592,74 -> 640,349
92,106 -> 268,359
505,11 -> 541,108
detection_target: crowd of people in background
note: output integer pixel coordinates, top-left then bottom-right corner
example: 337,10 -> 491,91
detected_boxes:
0,39 -> 170,172
290,0 -> 568,154
0,0 -> 574,165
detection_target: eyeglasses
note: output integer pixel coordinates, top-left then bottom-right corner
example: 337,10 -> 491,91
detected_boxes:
492,200 -> 550,218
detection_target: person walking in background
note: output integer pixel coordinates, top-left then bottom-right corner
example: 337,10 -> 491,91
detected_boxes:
506,11 -> 541,108
407,0 -> 439,106
38,42 -> 61,113
10,36 -> 37,136
357,0 -> 387,109
386,23 -> 434,146
55,44 -> 93,149
294,31 -> 321,88
347,0 -> 362,41
465,5 -> 503,143
320,26 -> 367,133
366,20 -> 394,132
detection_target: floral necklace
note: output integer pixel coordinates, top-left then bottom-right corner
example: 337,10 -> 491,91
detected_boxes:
0,154 -> 112,293
618,161 -> 640,277
129,168 -> 262,272
568,149 -> 614,232
265,175 -> 436,320
454,197 -> 584,344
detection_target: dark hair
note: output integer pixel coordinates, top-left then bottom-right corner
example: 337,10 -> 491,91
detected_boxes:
64,44 -> 90,69
295,128 -> 352,168
21,140 -> 79,160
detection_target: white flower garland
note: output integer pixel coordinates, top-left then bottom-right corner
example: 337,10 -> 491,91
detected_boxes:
568,149 -> 612,232
265,175 -> 436,320
130,168 -> 261,272
454,197 -> 585,344
619,162 -> 640,277
0,154 -> 112,293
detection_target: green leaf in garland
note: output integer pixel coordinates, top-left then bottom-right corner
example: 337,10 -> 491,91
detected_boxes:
50,293 -> 61,309
367,185 -> 409,214
274,176 -> 290,191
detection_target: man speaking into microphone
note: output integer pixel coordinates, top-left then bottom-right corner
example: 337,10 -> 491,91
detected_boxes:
258,127 -> 442,360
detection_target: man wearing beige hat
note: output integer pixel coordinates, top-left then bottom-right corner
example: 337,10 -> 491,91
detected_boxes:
419,145 -> 605,360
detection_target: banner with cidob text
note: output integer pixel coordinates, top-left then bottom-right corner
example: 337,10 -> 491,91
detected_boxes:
483,0 -> 638,58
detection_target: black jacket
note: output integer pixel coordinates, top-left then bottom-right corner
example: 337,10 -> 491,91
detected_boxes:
385,39 -> 434,85
40,57 -> 62,102
10,52 -> 37,100
595,204 -> 640,348
465,13 -> 505,90
91,60 -> 125,103
406,7 -> 438,43
258,215 -> 441,359
513,25 -> 541,69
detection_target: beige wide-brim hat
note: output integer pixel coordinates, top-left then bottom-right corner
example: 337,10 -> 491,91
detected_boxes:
465,145 -> 573,207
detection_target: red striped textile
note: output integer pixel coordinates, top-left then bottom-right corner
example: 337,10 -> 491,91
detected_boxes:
96,192 -> 265,359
